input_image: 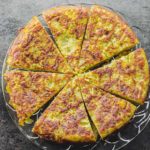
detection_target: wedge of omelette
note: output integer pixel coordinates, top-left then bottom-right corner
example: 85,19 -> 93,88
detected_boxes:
79,79 -> 136,139
32,79 -> 97,143
4,70 -> 73,126
79,48 -> 149,104
7,16 -> 72,74
78,5 -> 139,73
42,6 -> 89,72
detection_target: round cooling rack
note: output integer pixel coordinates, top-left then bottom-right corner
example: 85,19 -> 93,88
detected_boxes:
1,3 -> 150,150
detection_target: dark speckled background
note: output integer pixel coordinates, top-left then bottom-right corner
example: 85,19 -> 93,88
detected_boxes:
0,0 -> 150,150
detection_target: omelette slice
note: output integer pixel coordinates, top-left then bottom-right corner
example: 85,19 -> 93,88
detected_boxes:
32,79 -> 97,143
4,70 -> 73,126
42,6 -> 89,72
79,48 -> 149,104
78,5 -> 139,73
79,79 -> 136,139
7,16 -> 72,73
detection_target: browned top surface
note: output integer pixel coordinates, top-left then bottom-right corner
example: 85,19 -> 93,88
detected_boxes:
79,79 -> 136,139
78,5 -> 139,72
7,16 -> 72,73
33,79 -> 96,143
4,70 -> 72,126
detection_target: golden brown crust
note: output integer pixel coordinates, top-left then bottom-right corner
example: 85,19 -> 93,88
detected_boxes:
32,79 -> 97,143
79,79 -> 136,139
80,48 -> 149,104
78,5 -> 139,73
4,70 -> 73,126
7,16 -> 72,73
43,6 -> 89,72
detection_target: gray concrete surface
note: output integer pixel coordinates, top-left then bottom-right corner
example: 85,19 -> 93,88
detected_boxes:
0,0 -> 150,150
